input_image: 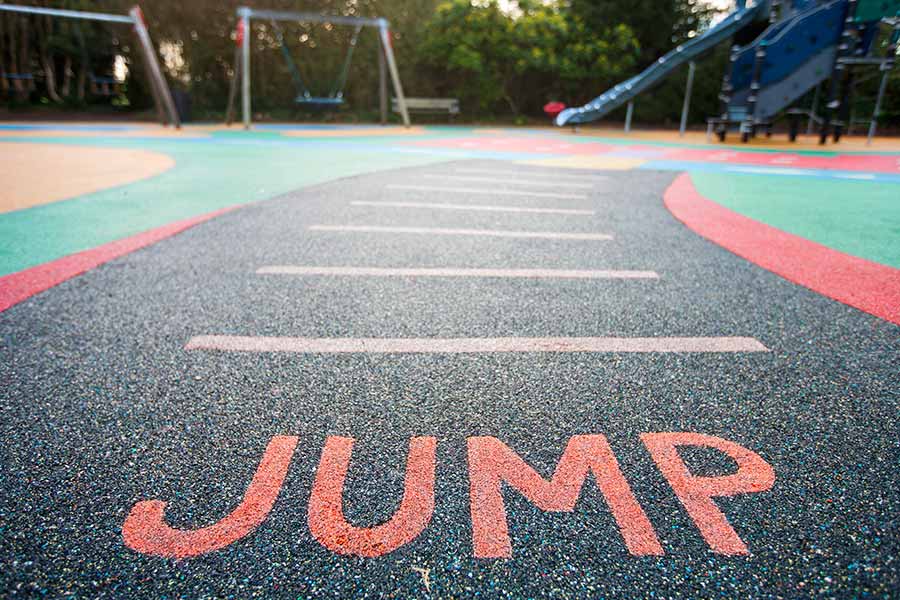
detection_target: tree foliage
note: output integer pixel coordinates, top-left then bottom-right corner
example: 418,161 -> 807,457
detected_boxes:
5,0 -> 894,127
565,0 -> 718,66
418,0 -> 639,116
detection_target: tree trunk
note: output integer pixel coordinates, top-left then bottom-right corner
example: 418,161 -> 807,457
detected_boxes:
0,14 -> 9,94
19,16 -> 34,94
41,52 -> 61,102
77,63 -> 86,101
37,15 -> 62,103
502,87 -> 519,116
10,17 -> 25,98
61,55 -> 72,98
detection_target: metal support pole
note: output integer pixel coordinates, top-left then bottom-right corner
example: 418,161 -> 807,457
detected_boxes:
867,22 -> 898,146
0,4 -> 133,24
130,7 -> 180,128
378,39 -> 387,125
836,68 -> 857,141
139,45 -> 169,126
680,61 -> 696,137
867,68 -> 890,146
378,21 -> 410,127
820,1 -> 857,144
744,41 -> 767,142
241,11 -> 251,129
237,8 -> 381,27
624,101 -> 634,133
126,11 -> 167,126
806,82 -> 821,135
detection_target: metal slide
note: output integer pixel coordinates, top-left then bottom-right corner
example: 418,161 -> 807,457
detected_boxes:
555,1 -> 769,126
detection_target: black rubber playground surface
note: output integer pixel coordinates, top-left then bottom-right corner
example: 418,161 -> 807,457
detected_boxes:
1,161 -> 898,598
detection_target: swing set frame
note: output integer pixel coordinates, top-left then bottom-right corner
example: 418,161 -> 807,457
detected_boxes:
227,6 -> 411,129
0,4 -> 180,127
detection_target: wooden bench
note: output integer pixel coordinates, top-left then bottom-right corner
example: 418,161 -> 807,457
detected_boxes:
393,97 -> 460,120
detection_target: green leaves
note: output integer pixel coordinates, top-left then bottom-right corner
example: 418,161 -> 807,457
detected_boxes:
418,0 -> 641,115
2,0 -> 723,122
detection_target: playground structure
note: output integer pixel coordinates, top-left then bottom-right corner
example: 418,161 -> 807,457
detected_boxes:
554,1 -> 768,133
225,6 -> 411,129
0,4 -> 180,128
556,0 -> 900,144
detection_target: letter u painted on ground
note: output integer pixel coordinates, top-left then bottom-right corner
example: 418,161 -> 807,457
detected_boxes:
467,435 -> 664,558
308,436 -> 437,557
122,435 -> 298,558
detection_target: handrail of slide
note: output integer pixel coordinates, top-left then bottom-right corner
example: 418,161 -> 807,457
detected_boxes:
728,0 -> 847,94
555,0 -> 768,126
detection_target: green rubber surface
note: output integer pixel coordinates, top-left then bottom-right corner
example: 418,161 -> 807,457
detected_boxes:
690,172 -> 900,269
0,135 -> 448,277
3,129 -> 899,278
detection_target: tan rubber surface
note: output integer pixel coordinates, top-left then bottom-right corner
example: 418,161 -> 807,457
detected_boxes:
0,143 -> 175,213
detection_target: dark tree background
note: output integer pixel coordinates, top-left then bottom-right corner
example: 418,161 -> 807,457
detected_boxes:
1,0 -> 897,127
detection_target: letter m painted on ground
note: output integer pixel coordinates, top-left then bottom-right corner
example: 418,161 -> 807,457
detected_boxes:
467,435 -> 663,558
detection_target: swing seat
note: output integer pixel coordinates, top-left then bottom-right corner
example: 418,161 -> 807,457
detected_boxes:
266,19 -> 361,113
295,95 -> 344,107
90,75 -> 119,85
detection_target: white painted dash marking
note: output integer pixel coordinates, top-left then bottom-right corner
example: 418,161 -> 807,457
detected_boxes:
186,336 -> 769,354
350,201 -> 594,216
455,167 -> 609,181
386,184 -> 586,200
836,173 -> 876,180
422,174 -> 593,189
730,166 -> 814,177
257,266 -> 658,279
308,225 -> 613,240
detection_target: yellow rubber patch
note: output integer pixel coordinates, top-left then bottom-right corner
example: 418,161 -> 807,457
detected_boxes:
0,143 -> 176,214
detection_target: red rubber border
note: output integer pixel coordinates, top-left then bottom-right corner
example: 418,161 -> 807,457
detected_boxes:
664,173 -> 900,326
0,207 -> 237,314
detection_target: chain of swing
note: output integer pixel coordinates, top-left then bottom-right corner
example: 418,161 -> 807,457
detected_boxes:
269,19 -> 362,107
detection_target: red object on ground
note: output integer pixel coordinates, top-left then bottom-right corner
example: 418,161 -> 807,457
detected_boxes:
0,206 -> 238,314
543,102 -> 566,119
664,173 -> 900,326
